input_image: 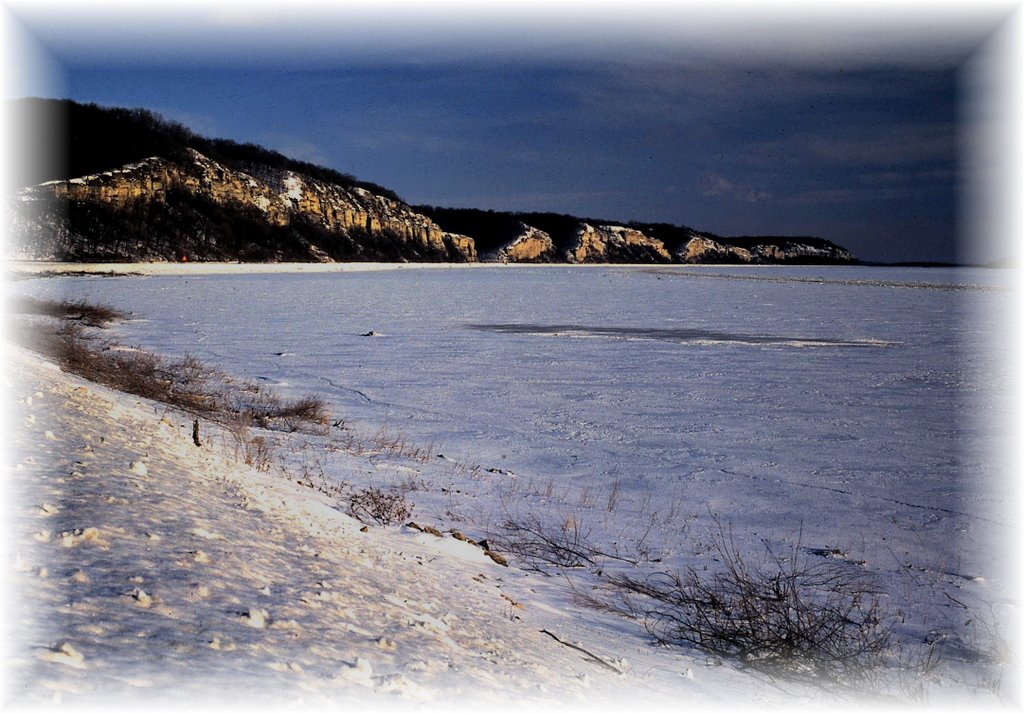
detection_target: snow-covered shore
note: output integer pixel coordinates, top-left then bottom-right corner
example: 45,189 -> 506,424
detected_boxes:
6,261 -> 470,277
5,345 -> 817,710
5,262 -> 1018,710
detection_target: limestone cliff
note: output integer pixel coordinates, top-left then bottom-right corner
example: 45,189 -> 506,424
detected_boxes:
677,237 -> 754,264
417,205 -> 858,265
565,224 -> 672,264
12,149 -> 476,262
747,241 -> 856,263
678,236 -> 856,264
484,223 -> 557,263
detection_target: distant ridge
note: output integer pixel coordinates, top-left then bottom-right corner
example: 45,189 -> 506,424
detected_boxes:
7,98 -> 857,265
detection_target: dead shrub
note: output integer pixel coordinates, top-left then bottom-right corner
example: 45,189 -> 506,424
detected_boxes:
227,413 -> 276,472
609,525 -> 893,684
493,509 -> 643,574
9,302 -> 331,434
346,487 -> 412,526
272,394 -> 330,427
498,513 -> 598,571
229,383 -> 330,434
9,296 -> 126,327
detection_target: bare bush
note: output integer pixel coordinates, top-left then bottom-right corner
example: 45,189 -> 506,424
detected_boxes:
10,306 -> 331,434
12,318 -> 226,414
9,296 -> 126,327
499,513 -> 598,571
609,525 -> 893,684
272,395 -> 330,429
346,487 -> 412,526
494,510 -> 644,574
232,383 -> 329,433
237,433 -> 275,472
225,413 -> 276,472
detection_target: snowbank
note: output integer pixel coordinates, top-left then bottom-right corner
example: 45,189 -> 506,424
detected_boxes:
5,345 -> 800,710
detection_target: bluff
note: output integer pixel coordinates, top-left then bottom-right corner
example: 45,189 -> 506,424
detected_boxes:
7,99 -> 857,265
674,235 -> 856,264
417,208 -> 857,265
13,149 -> 475,262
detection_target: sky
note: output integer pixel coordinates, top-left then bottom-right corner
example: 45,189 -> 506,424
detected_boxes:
2,1 -> 1022,264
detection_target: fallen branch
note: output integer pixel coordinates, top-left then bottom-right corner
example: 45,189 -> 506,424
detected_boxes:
539,629 -> 624,675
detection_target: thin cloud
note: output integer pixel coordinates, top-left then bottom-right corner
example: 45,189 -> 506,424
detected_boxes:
342,128 -> 463,155
262,134 -> 328,165
562,62 -> 956,132
777,181 -> 952,206
699,173 -> 770,203
430,189 -> 629,215
746,122 -> 956,169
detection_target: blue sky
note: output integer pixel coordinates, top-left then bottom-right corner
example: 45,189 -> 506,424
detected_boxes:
4,2 -> 1020,263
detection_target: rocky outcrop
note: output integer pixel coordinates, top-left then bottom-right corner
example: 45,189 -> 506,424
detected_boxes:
677,236 -> 856,265
748,242 -> 856,263
12,149 -> 476,262
677,237 -> 754,264
565,224 -> 672,264
484,224 -> 557,263
11,151 -> 855,266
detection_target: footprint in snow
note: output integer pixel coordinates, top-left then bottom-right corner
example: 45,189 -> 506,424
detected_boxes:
339,657 -> 375,687
189,527 -> 223,540
377,675 -> 432,701
41,642 -> 87,669
126,588 -> 153,608
60,527 -> 102,547
208,636 -> 236,651
241,608 -> 270,628
267,661 -> 304,673
185,584 -> 211,601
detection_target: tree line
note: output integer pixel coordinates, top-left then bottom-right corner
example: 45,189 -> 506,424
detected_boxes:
8,98 -> 403,203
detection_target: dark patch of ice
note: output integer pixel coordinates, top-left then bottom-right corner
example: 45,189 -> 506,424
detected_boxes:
467,323 -> 898,348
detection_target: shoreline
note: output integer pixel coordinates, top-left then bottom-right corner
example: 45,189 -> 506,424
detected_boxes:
7,345 -> 706,707
4,260 -> 991,279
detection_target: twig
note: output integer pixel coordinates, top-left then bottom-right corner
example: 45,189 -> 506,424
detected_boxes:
539,629 -> 624,675
944,591 -> 970,610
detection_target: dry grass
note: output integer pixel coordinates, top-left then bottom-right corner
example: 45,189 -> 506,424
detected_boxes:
8,298 -> 330,433
226,413 -> 277,472
605,523 -> 894,685
229,383 -> 330,433
9,296 -> 127,327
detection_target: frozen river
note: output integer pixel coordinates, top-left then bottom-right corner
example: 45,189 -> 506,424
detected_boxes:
13,262 -> 1019,699
20,264 -> 1018,606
